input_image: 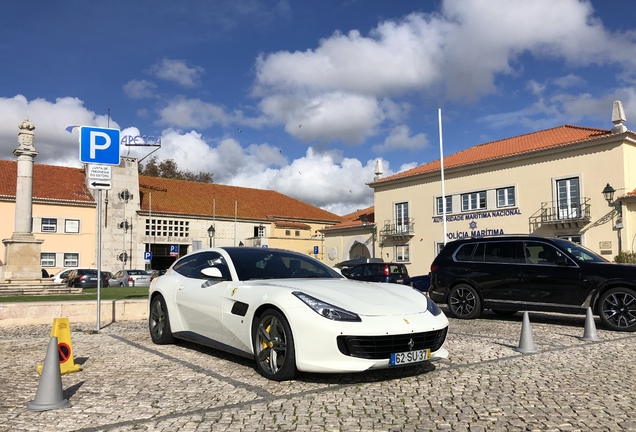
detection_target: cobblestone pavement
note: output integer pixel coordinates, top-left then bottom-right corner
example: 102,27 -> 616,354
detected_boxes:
1,309 -> 635,432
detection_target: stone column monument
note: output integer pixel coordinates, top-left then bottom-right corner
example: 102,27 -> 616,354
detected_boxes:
1,119 -> 45,281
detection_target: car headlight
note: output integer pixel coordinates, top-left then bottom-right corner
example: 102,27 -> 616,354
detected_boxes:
293,292 -> 361,322
426,298 -> 442,316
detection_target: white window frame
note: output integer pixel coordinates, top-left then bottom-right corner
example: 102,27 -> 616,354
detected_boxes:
65,219 -> 80,233
461,191 -> 486,212
556,177 -> 581,219
395,202 -> 410,233
41,253 -> 56,267
63,253 -> 79,267
41,218 -> 57,233
496,187 -> 516,208
436,196 -> 452,215
395,244 -> 410,262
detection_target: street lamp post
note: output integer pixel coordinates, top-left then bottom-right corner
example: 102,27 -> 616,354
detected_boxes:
208,225 -> 215,248
361,215 -> 376,258
602,183 -> 623,252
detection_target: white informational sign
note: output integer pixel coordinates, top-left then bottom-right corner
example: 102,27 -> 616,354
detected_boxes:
88,165 -> 112,180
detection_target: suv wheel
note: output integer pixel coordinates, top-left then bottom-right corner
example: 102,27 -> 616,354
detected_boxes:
598,287 -> 636,332
447,284 -> 482,319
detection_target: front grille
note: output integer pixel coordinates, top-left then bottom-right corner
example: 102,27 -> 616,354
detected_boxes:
337,327 -> 448,360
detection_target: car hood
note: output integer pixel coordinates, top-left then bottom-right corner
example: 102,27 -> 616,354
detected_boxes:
247,278 -> 428,316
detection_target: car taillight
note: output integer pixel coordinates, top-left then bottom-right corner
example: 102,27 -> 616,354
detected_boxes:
384,265 -> 390,276
430,264 -> 438,272
128,276 -> 133,282
79,275 -> 85,281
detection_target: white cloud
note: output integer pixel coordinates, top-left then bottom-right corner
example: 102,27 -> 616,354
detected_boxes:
123,79 -> 157,99
0,95 -> 118,167
148,59 -> 204,88
372,125 -> 428,153
552,74 -> 587,89
156,97 -> 232,128
250,0 -> 636,143
259,92 -> 384,144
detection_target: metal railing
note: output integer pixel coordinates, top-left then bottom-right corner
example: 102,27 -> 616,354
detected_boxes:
379,218 -> 415,237
529,198 -> 591,229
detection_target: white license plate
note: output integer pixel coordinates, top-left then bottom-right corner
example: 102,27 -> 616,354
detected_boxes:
390,348 -> 430,366
89,277 -> 96,281
137,278 -> 148,282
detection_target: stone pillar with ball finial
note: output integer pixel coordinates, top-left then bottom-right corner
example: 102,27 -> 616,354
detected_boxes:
0,119 -> 45,281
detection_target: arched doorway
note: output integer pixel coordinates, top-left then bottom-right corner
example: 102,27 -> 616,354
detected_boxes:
349,241 -> 370,260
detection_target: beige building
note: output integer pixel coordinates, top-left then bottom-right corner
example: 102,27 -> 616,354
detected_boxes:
0,160 -> 96,274
324,106 -> 636,277
0,157 -> 341,276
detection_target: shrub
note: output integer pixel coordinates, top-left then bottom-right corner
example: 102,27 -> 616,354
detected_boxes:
614,251 -> 636,263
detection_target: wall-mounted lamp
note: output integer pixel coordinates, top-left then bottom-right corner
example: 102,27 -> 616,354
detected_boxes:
602,183 -> 623,217
238,241 -> 244,247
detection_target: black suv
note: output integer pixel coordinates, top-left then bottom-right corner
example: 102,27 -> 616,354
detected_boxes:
338,258 -> 410,285
429,235 -> 636,332
65,269 -> 109,288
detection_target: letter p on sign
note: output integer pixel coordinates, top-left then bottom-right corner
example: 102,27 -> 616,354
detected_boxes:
79,126 -> 121,165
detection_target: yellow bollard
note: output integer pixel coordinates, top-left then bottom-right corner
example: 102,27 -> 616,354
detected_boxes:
36,318 -> 81,375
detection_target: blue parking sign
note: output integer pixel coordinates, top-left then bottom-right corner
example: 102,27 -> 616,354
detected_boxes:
79,126 -> 120,165
144,251 -> 152,261
313,246 -> 319,254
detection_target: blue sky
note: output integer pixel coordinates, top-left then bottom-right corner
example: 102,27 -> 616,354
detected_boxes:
2,0 -> 636,215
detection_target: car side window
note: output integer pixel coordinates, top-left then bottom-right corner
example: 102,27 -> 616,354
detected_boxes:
173,255 -> 199,278
191,252 -> 230,279
524,242 -> 569,266
484,241 -> 523,263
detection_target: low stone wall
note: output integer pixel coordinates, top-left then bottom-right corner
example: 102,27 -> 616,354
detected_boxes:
0,299 -> 148,327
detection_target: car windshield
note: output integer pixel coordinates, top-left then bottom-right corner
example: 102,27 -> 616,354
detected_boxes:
225,248 -> 343,280
553,239 -> 608,263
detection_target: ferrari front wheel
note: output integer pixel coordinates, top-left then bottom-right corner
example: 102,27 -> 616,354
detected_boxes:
252,309 -> 297,381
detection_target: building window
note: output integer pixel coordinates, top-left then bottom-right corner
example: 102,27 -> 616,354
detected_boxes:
395,244 -> 410,262
461,191 -> 486,212
254,226 -> 265,237
285,230 -> 290,236
64,253 -> 79,267
496,187 -> 515,208
295,230 -> 300,236
42,218 -> 57,233
436,242 -> 446,256
436,196 -> 452,215
395,202 -> 409,233
41,253 -> 56,267
65,219 -> 80,233
145,218 -> 189,237
556,177 -> 581,218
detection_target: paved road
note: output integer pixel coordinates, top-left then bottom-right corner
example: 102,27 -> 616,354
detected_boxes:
1,309 -> 635,432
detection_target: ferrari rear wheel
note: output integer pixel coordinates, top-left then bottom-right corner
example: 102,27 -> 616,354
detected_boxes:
252,309 -> 297,381
149,295 -> 174,344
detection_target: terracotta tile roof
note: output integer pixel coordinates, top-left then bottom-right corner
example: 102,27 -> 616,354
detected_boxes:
0,160 -> 94,204
139,175 -> 342,223
373,124 -> 612,184
322,206 -> 374,231
275,221 -> 312,230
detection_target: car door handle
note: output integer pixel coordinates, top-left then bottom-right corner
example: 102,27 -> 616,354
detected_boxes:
178,285 -> 185,290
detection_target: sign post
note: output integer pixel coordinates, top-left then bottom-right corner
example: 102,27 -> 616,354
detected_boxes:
81,128 -> 120,331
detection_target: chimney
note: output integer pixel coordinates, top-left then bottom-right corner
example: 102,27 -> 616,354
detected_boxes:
374,159 -> 384,181
611,100 -> 627,134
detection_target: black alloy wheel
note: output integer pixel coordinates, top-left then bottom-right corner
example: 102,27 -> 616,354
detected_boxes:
149,295 -> 174,344
447,284 -> 482,319
598,287 -> 636,332
252,309 -> 297,381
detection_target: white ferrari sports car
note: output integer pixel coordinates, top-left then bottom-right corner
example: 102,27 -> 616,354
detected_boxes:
149,247 -> 449,381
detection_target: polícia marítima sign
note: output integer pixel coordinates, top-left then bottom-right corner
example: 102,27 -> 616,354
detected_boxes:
121,135 -> 161,146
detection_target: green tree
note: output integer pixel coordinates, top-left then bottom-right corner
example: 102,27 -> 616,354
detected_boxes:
139,156 -> 213,183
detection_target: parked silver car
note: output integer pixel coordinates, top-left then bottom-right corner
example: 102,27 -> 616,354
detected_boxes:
109,269 -> 151,287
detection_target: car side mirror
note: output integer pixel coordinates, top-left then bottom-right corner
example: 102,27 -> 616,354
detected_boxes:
200,267 -> 225,279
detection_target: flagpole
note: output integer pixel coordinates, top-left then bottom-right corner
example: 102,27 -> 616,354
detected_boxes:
438,108 -> 447,245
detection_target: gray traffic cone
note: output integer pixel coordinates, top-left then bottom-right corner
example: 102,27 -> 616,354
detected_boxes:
27,336 -> 72,411
515,311 -> 539,354
580,307 -> 600,342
